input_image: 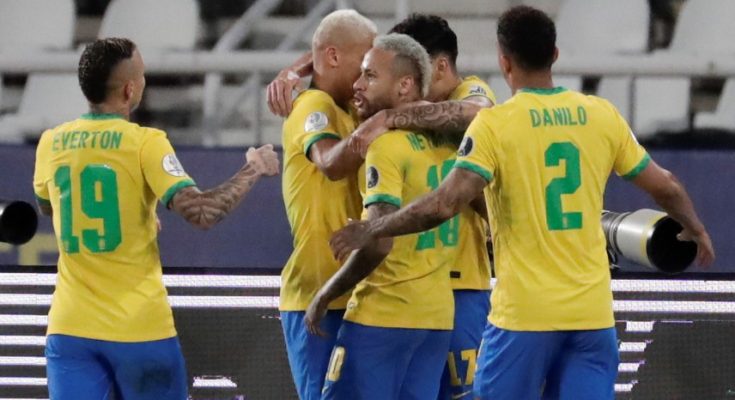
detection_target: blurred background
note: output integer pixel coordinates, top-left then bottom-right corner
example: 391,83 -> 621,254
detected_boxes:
1,0 -> 734,399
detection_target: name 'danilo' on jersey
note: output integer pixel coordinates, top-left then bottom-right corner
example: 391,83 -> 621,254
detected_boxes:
529,106 -> 587,128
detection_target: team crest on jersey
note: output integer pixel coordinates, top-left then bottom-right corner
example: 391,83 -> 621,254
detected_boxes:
367,166 -> 379,189
458,136 -> 474,157
304,111 -> 329,132
468,85 -> 487,96
162,154 -> 187,177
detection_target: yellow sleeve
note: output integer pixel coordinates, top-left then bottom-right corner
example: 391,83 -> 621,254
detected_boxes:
32,130 -> 52,206
453,109 -> 497,182
453,76 -> 497,104
290,94 -> 343,160
140,129 -> 196,206
363,134 -> 404,208
611,108 -> 650,180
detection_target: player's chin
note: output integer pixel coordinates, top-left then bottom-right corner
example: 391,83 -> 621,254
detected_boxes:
356,103 -> 372,120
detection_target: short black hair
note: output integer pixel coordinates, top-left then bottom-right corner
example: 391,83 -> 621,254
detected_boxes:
78,38 -> 136,104
389,14 -> 458,68
497,6 -> 556,71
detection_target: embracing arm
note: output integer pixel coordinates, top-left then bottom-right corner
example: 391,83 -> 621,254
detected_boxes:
169,145 -> 279,230
309,137 -> 364,181
330,168 -> 487,261
305,203 -> 394,336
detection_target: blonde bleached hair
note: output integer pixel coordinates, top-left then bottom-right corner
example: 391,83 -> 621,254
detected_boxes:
373,33 -> 432,98
312,9 -> 378,49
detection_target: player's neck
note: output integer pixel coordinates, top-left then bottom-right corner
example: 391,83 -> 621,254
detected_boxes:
88,103 -> 130,120
512,70 -> 554,94
312,73 -> 350,111
432,74 -> 463,102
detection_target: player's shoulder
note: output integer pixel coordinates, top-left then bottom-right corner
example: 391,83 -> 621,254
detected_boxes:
292,89 -> 338,112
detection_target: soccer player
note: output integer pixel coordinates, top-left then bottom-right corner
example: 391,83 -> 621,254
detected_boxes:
33,38 -> 279,400
279,10 -> 376,400
388,15 -> 495,400
329,6 -> 715,400
304,33 -> 455,399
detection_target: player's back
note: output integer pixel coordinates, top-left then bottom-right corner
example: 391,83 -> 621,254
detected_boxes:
33,113 -> 196,341
462,87 -> 649,330
345,130 -> 457,330
280,90 -> 362,311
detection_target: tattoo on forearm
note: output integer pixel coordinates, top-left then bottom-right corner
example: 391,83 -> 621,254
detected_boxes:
171,165 -> 260,229
386,101 -> 476,136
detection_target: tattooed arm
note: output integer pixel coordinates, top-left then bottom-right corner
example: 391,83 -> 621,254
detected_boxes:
349,100 -> 483,155
169,144 -> 280,230
330,168 -> 486,261
304,203 -> 395,336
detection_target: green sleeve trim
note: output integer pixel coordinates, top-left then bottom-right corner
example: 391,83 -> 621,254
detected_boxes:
303,133 -> 341,161
454,160 -> 493,182
364,194 -> 401,208
35,194 -> 51,206
161,179 -> 196,207
622,153 -> 651,180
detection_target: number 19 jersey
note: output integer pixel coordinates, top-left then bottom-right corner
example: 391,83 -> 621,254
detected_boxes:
455,88 -> 649,331
33,113 -> 196,342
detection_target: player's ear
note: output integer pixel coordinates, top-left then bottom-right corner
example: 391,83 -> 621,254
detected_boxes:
326,46 -> 339,68
552,47 -> 559,64
123,80 -> 134,102
433,57 -> 446,81
398,76 -> 414,97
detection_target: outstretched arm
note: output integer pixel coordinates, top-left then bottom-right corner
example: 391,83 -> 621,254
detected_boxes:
304,203 -> 395,336
631,160 -> 715,267
349,100 -> 483,155
330,167 -> 487,261
169,145 -> 280,230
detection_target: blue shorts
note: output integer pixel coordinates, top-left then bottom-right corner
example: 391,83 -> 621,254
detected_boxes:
438,289 -> 491,400
45,334 -> 188,400
322,320 -> 452,400
474,323 -> 619,400
281,310 -> 344,400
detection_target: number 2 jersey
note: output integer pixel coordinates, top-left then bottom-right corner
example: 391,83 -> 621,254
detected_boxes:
454,87 -> 649,331
33,113 -> 196,342
345,130 -> 457,330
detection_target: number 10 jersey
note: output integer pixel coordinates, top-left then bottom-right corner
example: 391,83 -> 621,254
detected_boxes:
33,113 -> 196,342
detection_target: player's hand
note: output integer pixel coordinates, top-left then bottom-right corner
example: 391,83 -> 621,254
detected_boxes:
330,219 -> 375,262
246,144 -> 280,176
348,111 -> 389,157
677,228 -> 715,268
266,70 -> 303,117
304,294 -> 329,337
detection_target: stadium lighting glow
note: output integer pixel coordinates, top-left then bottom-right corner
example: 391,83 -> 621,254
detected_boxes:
625,321 -> 655,332
192,376 -> 238,388
619,342 -> 648,352
0,357 -> 46,366
614,300 -> 735,314
0,336 -> 45,346
0,377 -> 47,386
0,315 -> 47,326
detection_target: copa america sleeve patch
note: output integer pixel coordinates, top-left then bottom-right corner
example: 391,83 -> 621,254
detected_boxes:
304,111 -> 329,133
458,136 -> 474,157
162,153 -> 187,177
367,166 -> 379,188
468,85 -> 487,96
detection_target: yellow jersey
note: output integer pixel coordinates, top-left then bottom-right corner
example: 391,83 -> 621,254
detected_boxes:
447,76 -> 495,290
345,130 -> 457,330
33,113 -> 196,342
280,90 -> 362,311
454,87 -> 649,331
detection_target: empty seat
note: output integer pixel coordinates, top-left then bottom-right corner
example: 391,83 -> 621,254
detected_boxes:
694,79 -> 735,130
98,0 -> 200,53
0,0 -> 75,51
353,0 -> 509,18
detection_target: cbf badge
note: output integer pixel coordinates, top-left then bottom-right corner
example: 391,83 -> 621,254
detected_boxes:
367,166 -> 379,189
458,136 -> 474,157
468,85 -> 487,96
304,111 -> 329,132
162,153 -> 187,177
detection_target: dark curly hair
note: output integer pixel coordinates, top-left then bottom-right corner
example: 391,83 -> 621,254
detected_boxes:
497,6 -> 556,71
78,38 -> 136,104
389,14 -> 458,69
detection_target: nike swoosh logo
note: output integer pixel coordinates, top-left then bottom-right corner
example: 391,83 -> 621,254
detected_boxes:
452,390 -> 472,399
